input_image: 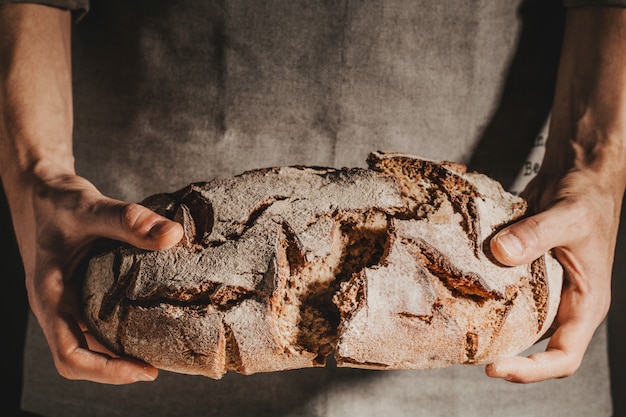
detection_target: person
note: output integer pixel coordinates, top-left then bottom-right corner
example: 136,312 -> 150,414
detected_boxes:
0,0 -> 623,415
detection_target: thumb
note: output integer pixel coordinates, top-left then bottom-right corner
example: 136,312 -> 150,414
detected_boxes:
85,199 -> 184,250
490,205 -> 573,266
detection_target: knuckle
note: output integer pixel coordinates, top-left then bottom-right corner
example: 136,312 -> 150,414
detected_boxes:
54,354 -> 80,380
558,355 -> 582,379
515,376 -> 533,385
558,367 -> 576,379
119,203 -> 146,231
518,216 -> 544,248
56,366 -> 77,380
509,370 -> 537,384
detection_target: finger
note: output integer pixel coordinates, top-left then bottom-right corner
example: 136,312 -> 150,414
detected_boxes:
485,315 -> 595,383
490,204 -> 582,266
85,199 -> 183,250
83,329 -> 120,357
49,310 -> 158,384
35,262 -> 158,384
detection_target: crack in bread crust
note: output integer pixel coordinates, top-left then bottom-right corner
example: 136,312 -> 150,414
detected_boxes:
99,252 -> 140,322
400,236 -> 503,302
465,332 -> 479,364
224,323 -> 244,373
83,152 -> 560,378
530,256 -> 549,331
367,153 -> 482,255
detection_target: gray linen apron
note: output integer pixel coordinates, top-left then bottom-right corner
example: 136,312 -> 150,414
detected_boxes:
20,0 -> 615,415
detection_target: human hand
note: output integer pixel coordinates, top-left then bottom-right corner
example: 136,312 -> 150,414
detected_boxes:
0,4 -> 183,384
10,173 -> 183,384
483,5 -> 626,383
485,161 -> 621,383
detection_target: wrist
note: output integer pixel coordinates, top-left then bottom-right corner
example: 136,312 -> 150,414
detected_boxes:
0,150 -> 76,205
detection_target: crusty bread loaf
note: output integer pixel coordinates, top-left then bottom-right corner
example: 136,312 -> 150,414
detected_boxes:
82,152 -> 562,379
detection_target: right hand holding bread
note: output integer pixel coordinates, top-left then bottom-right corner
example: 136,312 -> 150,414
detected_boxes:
486,7 -> 626,384
487,165 -> 618,383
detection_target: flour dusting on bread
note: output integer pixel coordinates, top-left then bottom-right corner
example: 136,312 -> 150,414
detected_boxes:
82,152 -> 562,378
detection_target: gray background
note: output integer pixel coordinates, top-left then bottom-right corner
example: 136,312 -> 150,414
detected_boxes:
1,0 -> 624,415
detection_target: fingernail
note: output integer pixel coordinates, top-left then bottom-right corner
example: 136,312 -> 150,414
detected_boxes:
135,372 -> 156,382
148,220 -> 179,240
495,231 -> 524,258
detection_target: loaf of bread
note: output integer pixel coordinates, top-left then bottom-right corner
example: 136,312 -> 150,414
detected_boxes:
82,152 -> 562,379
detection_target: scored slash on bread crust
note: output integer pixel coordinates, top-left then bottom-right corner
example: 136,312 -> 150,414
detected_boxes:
82,152 -> 563,379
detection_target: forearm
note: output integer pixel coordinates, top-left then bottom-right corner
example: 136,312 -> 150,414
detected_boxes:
0,4 -> 74,201
545,7 -> 626,195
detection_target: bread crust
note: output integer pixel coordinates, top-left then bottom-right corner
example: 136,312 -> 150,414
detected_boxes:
82,152 -> 562,378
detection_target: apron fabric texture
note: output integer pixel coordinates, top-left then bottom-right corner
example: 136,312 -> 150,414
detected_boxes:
18,1 -> 614,415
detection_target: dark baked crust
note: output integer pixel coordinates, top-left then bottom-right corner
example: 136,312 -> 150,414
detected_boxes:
82,151 -> 562,378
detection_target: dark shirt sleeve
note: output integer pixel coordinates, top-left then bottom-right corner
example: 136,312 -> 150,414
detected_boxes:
564,0 -> 626,6
0,0 -> 88,15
